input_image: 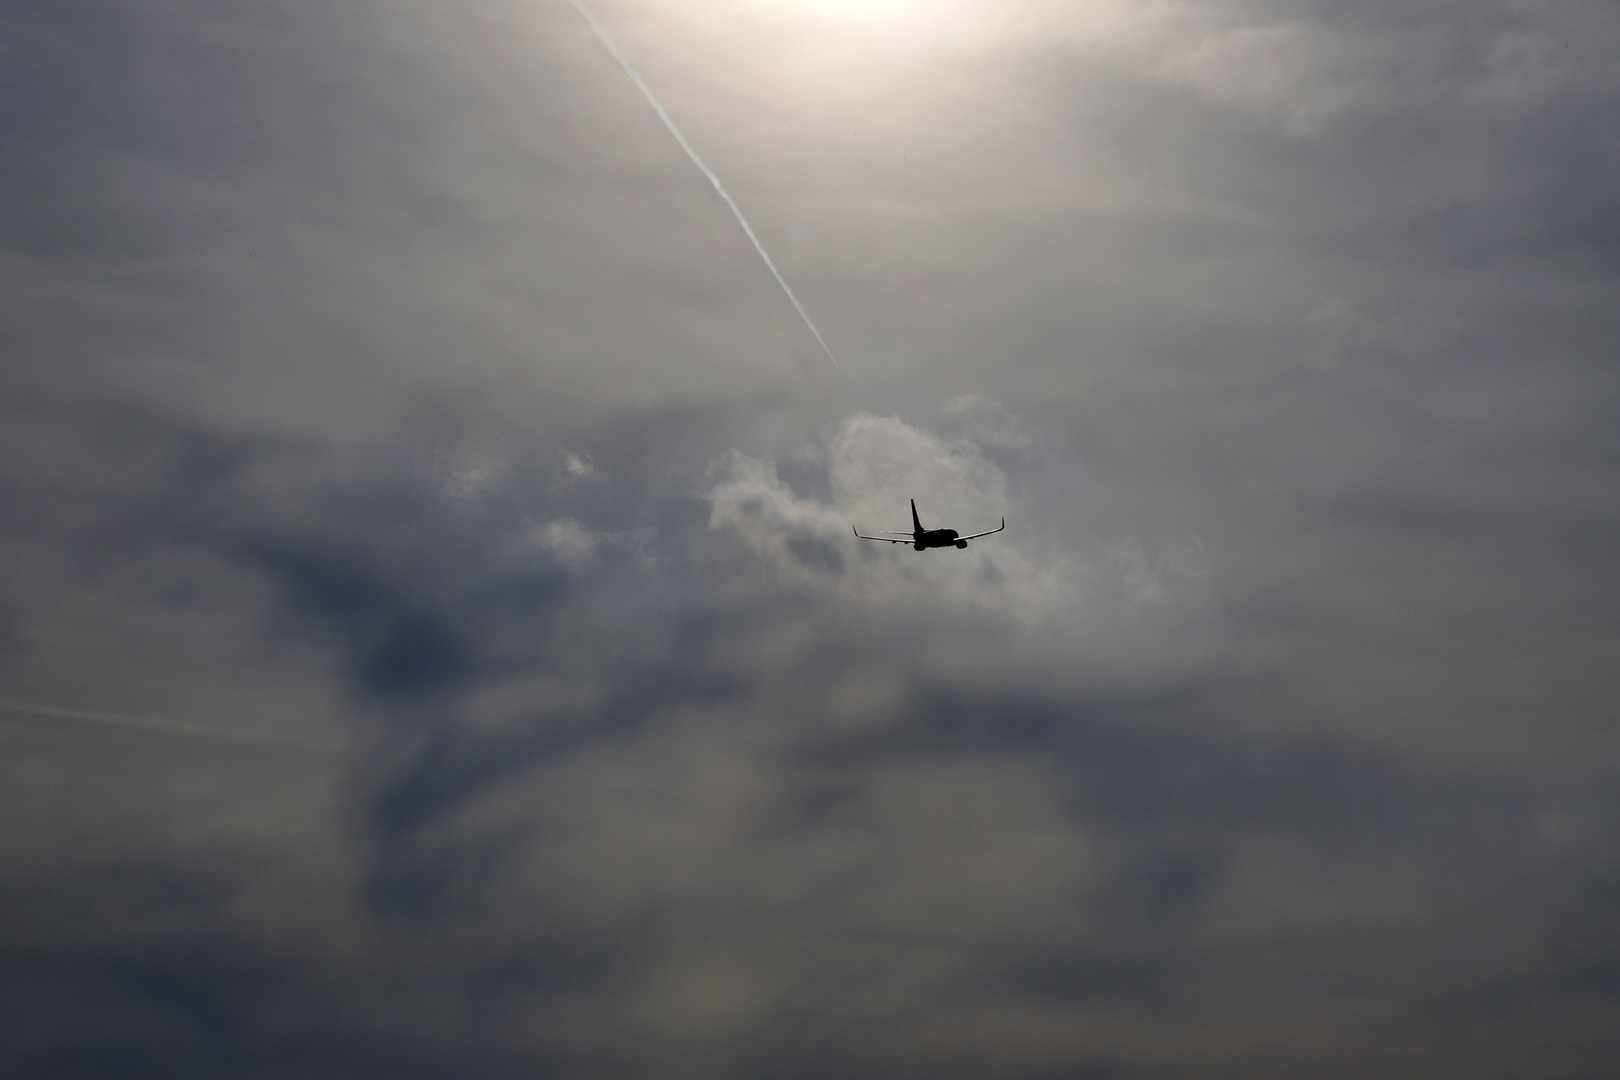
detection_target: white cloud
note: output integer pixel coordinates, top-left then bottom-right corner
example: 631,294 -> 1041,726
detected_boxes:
534,518 -> 599,571
708,413 -> 1053,611
706,410 -> 1211,657
563,450 -> 596,479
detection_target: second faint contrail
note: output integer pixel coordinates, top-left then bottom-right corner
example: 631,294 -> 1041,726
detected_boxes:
568,0 -> 840,369
0,699 -> 335,751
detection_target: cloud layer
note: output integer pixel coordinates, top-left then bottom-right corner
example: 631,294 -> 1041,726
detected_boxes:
2,0 -> 1618,1077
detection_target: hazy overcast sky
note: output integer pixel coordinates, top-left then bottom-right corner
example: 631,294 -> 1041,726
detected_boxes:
3,1 -> 1619,1076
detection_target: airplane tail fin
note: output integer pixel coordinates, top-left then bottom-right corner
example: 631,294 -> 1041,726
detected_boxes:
910,499 -> 922,535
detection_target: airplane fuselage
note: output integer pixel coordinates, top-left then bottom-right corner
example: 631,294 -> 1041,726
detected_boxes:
913,528 -> 964,550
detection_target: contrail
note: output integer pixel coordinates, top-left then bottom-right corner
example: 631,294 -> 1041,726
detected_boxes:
568,0 -> 841,369
0,698 -> 336,752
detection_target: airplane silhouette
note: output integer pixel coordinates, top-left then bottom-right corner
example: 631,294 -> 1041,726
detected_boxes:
854,499 -> 1005,551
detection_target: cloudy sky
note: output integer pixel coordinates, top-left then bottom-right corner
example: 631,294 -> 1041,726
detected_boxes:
3,0 -> 1619,1075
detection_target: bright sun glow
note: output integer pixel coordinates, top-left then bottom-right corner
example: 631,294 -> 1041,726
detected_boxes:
716,0 -> 985,53
758,0 -> 936,24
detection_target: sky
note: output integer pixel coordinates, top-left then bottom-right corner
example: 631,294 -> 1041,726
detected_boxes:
2,0 -> 1619,1076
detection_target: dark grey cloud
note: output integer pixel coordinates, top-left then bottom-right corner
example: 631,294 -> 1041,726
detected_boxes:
3,0 -> 1619,1076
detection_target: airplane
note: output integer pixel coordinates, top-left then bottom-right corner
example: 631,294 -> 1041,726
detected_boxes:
854,499 -> 1005,551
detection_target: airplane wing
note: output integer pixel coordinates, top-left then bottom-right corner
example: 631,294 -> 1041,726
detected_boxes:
956,518 -> 1006,542
853,527 -> 911,543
